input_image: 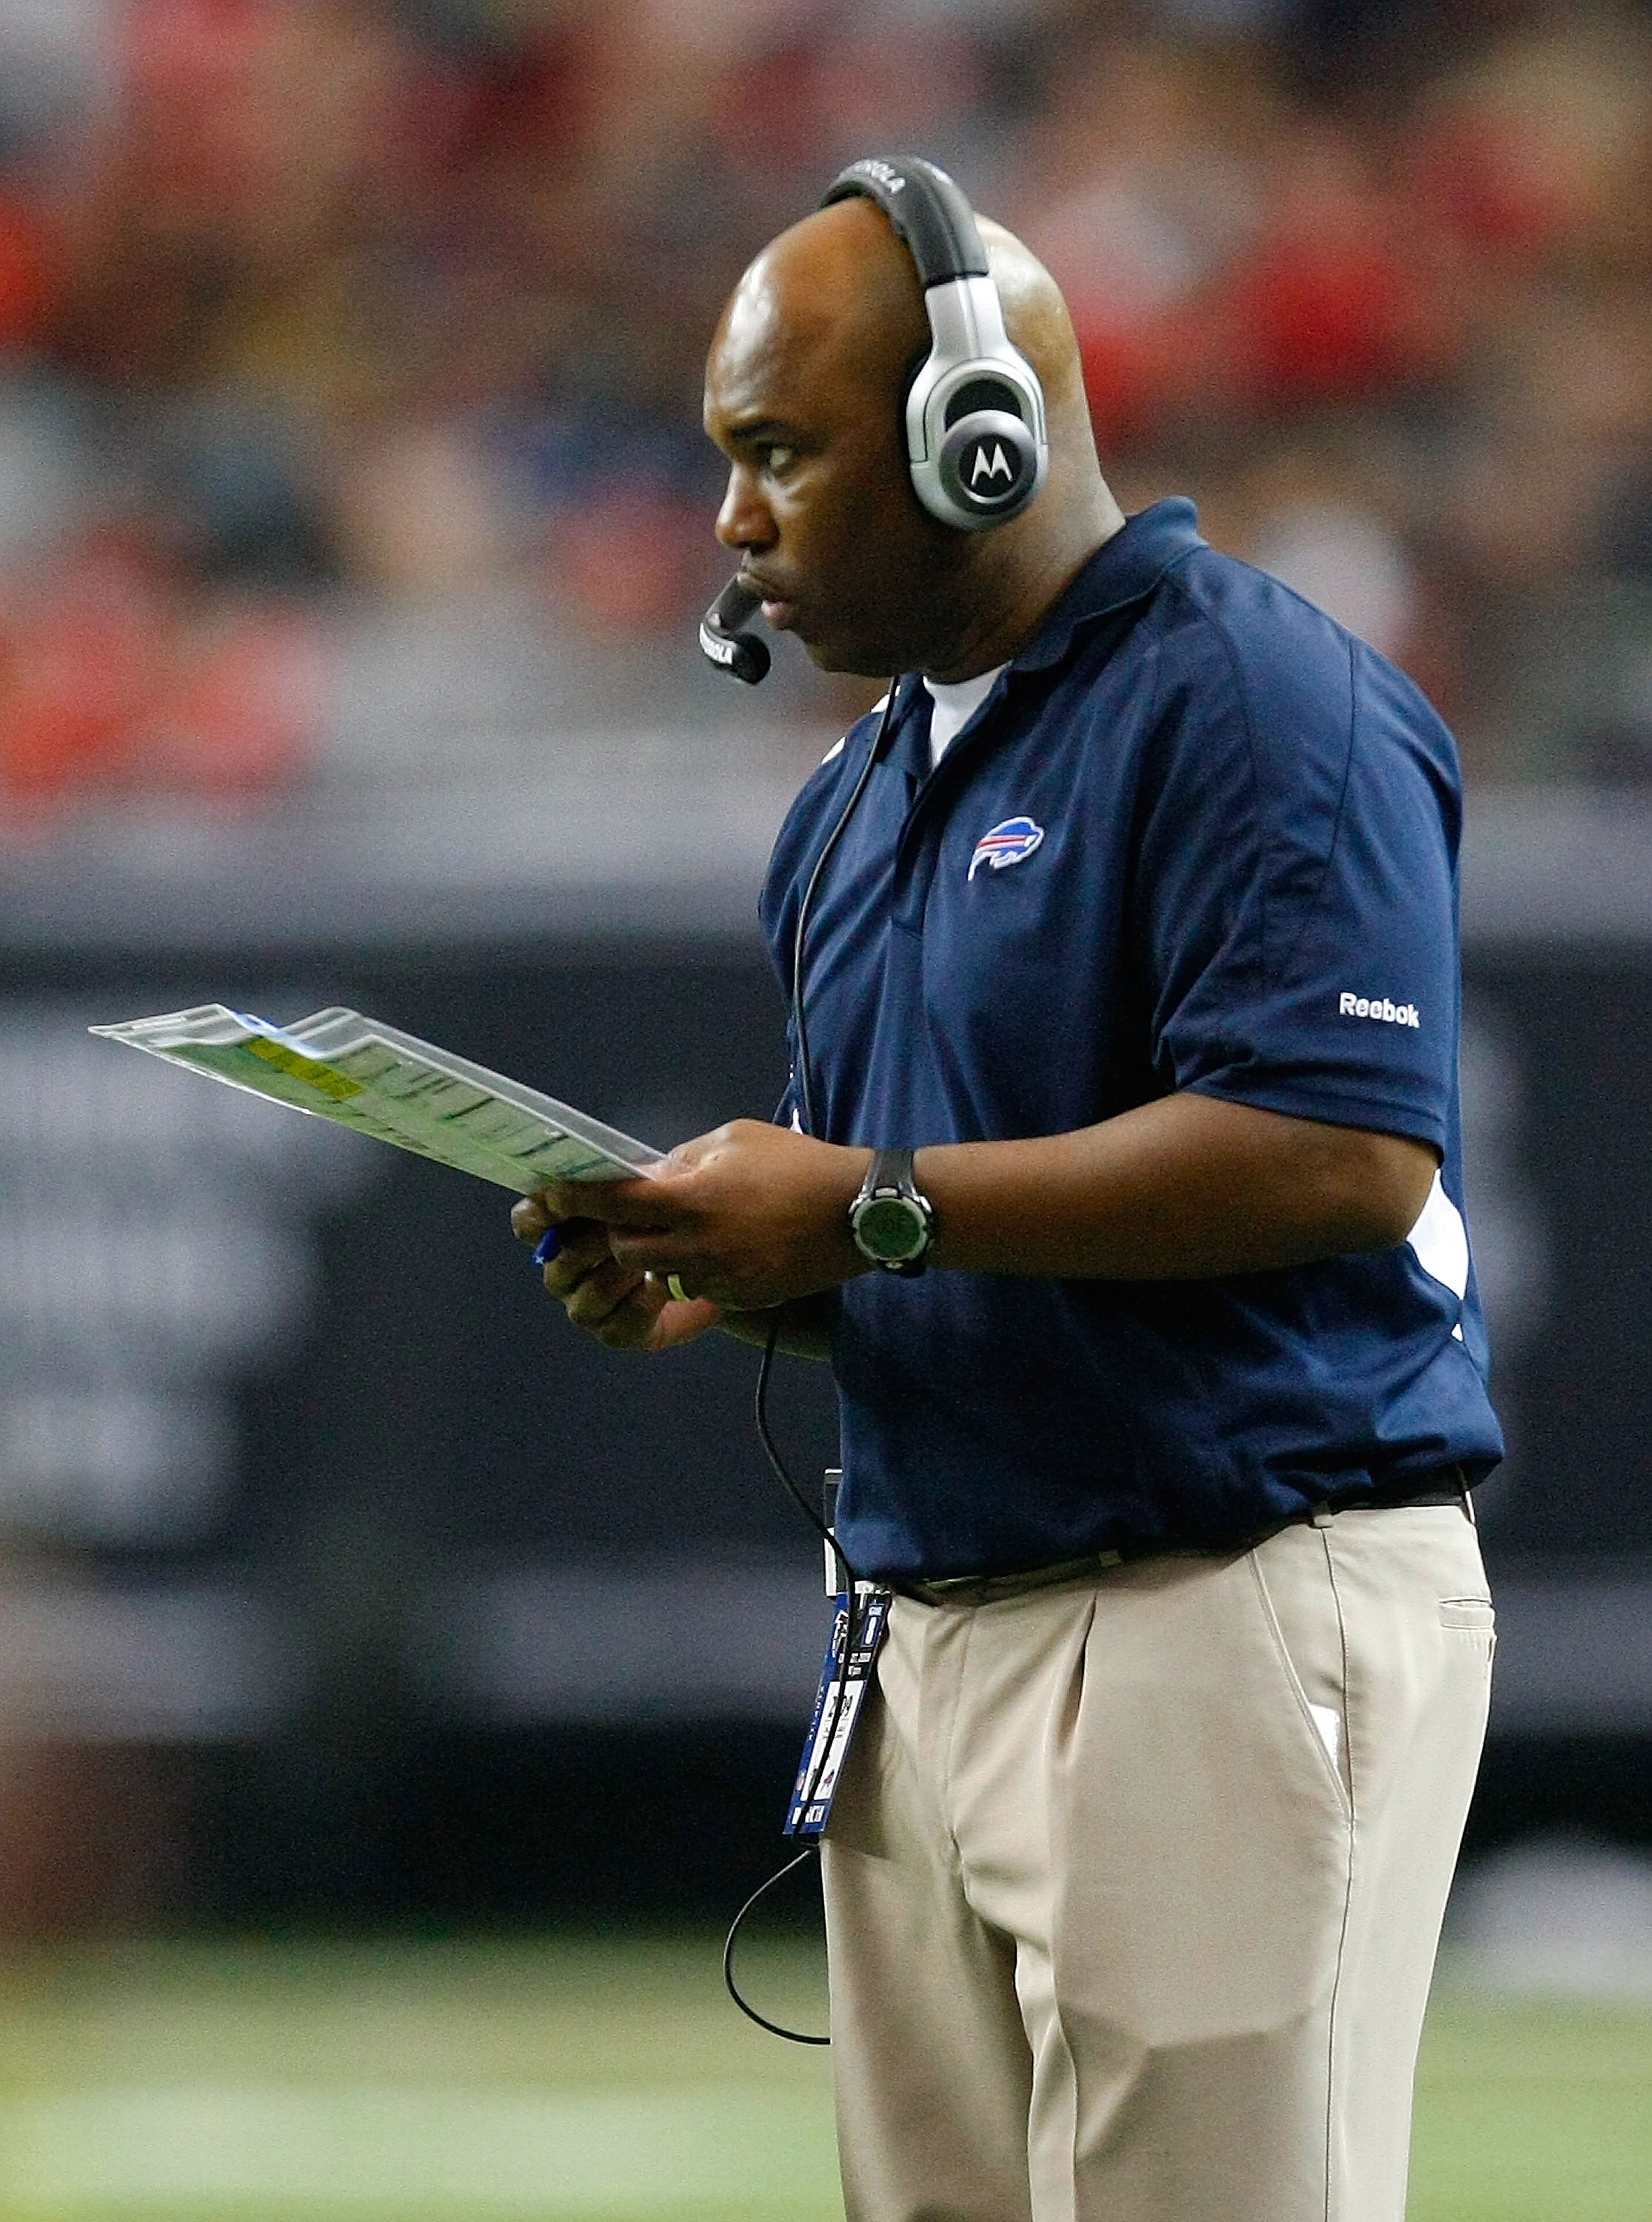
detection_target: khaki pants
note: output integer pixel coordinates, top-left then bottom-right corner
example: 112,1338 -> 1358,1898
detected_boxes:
820,1504 -> 1494,2222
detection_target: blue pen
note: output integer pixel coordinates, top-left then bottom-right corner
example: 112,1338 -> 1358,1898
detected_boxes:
532,1227 -> 561,1267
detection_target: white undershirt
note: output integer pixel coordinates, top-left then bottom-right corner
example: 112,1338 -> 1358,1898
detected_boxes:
923,663 -> 1009,771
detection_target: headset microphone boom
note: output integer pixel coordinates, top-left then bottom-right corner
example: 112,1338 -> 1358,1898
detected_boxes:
698,576 -> 771,686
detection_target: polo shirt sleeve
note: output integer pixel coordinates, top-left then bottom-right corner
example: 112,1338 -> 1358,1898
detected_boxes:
1133,597 -> 1462,1153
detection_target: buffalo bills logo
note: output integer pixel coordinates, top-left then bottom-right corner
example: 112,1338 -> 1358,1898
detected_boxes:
968,815 -> 1045,881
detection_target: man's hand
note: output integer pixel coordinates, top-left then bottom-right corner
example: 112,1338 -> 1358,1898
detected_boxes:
521,1121 -> 871,1318
509,1196 -> 723,1352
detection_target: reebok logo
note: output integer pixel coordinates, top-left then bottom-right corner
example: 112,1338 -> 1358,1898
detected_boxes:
1340,992 -> 1419,1028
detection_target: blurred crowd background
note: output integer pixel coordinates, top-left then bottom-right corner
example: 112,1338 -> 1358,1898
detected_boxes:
1,0 -> 1651,820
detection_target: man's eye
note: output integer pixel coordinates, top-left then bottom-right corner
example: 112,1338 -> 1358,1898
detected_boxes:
763,445 -> 797,474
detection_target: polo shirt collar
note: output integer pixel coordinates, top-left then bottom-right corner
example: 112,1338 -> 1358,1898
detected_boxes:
877,499 -> 1203,781
1011,496 -> 1205,675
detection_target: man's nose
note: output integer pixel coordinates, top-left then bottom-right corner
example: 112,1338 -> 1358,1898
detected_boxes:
715,466 -> 775,553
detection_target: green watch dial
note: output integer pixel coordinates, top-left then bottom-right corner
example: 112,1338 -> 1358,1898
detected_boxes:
854,1193 -> 929,1263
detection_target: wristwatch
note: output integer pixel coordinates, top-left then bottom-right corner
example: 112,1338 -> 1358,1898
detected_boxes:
849,1147 -> 936,1275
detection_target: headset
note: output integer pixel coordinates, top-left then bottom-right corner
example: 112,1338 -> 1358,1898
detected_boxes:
699,154 -> 1049,682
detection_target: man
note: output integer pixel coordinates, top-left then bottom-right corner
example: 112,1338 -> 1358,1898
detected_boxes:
514,179 -> 1501,2222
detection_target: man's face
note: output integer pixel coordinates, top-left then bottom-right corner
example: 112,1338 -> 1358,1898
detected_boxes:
703,250 -> 960,677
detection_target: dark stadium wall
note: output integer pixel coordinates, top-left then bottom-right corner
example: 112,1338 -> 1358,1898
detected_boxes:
0,934 -> 1648,1925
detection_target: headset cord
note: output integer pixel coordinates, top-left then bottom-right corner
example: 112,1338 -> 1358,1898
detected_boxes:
789,679 -> 903,1138
724,1312 -> 871,2045
726,681 -> 904,2045
722,1848 -> 829,2045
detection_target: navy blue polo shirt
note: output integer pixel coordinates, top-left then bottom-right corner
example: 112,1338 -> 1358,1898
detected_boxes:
759,499 -> 1503,1581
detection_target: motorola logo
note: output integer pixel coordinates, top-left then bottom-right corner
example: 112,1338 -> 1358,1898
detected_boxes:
957,436 -> 1025,502
937,416 -> 1040,526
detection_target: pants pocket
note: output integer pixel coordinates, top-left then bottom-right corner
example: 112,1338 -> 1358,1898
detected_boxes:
1438,1595 -> 1494,1629
1249,1538 -> 1353,1815
1439,1592 -> 1496,1662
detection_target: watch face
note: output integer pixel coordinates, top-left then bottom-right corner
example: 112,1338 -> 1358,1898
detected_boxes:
854,1193 -> 929,1264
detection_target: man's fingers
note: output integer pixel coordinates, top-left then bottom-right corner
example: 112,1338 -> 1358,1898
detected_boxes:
540,1223 -> 619,1296
606,1228 -> 679,1275
522,1150 -> 729,1355
512,1194 -> 611,1244
545,1259 -> 718,1352
536,1168 -> 694,1232
648,1294 -> 723,1349
511,1194 -> 552,1242
663,1131 -> 719,1172
564,1256 -> 651,1330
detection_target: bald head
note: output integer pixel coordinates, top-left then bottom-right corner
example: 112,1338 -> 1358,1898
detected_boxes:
975,216 -> 1097,451
703,192 -> 1122,680
713,197 -> 1101,485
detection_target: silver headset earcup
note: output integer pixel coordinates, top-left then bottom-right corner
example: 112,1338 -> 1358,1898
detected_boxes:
936,410 -> 1043,526
903,273 -> 1051,530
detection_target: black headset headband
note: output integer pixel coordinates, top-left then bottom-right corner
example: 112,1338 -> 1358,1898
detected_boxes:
820,156 -> 989,290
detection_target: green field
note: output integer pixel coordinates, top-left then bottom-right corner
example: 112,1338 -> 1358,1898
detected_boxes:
0,1937 -> 1647,2220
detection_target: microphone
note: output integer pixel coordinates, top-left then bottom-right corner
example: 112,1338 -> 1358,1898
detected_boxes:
699,577 -> 771,685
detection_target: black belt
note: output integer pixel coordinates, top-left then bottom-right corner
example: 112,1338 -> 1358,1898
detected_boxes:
900,1464 -> 1474,1609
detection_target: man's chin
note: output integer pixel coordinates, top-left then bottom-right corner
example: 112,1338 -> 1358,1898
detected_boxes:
801,634 -> 895,678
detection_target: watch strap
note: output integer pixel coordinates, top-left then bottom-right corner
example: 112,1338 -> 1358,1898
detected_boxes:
860,1146 -> 918,1203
